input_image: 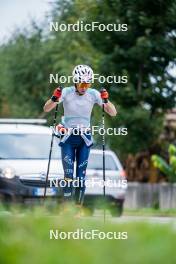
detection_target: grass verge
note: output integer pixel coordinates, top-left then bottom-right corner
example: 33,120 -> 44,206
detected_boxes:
0,205 -> 176,264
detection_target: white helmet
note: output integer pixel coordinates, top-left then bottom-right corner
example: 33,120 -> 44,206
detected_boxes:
72,65 -> 93,83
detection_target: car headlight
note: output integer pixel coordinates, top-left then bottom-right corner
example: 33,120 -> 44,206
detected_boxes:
1,167 -> 16,179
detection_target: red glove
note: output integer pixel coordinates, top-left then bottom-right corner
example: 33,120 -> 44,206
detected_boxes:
100,88 -> 109,103
51,87 -> 62,102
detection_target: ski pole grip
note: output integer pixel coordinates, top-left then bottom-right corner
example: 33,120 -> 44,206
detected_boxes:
100,88 -> 108,103
51,86 -> 63,102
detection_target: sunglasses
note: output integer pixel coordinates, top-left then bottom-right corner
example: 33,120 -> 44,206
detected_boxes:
77,83 -> 91,89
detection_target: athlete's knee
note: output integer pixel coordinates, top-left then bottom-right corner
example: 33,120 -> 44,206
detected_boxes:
62,154 -> 74,167
78,159 -> 88,169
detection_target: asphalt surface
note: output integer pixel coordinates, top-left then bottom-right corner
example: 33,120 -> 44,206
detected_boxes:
111,215 -> 176,224
87,211 -> 176,225
0,210 -> 176,225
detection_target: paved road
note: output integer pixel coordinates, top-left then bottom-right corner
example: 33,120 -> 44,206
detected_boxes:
89,211 -> 176,225
112,215 -> 176,224
0,209 -> 176,226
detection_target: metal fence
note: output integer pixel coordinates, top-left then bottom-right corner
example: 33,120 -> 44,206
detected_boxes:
124,182 -> 176,209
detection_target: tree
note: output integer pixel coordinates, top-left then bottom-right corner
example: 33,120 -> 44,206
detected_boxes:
152,144 -> 176,182
0,24 -> 56,118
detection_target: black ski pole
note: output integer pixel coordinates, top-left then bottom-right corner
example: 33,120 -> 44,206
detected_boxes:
44,88 -> 62,201
100,88 -> 107,222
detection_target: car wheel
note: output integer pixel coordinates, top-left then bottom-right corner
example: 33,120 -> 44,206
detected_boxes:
110,200 -> 124,217
0,194 -> 13,210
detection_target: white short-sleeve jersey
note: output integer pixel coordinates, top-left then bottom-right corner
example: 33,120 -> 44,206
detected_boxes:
59,86 -> 102,128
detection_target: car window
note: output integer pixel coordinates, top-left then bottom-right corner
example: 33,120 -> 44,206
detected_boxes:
87,153 -> 118,170
0,134 -> 61,159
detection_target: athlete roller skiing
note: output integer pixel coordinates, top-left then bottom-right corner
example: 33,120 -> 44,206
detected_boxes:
43,65 -> 117,205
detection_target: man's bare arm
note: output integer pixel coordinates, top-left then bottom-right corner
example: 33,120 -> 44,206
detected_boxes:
104,101 -> 117,116
43,99 -> 57,112
43,87 -> 62,112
